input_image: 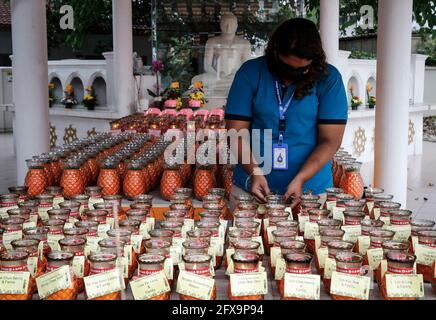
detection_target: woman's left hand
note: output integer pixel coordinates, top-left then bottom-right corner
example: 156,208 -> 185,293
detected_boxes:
284,177 -> 304,208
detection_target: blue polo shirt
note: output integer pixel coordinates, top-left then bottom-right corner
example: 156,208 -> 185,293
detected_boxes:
224,56 -> 348,195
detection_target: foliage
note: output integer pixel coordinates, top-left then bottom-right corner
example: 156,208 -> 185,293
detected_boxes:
349,50 -> 376,60
417,35 -> 436,66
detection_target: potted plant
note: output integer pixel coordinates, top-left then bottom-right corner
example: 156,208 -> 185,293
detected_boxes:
61,84 -> 77,109
349,84 -> 362,111
366,84 -> 376,109
83,86 -> 97,111
187,81 -> 206,110
48,83 -> 55,108
164,81 -> 183,110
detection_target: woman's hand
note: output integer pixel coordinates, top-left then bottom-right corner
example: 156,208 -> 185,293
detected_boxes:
251,174 -> 270,204
284,176 -> 304,208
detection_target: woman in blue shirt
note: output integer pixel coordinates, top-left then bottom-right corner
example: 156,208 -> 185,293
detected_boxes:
225,18 -> 348,207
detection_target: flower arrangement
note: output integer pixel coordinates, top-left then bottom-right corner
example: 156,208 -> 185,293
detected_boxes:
61,84 -> 77,109
48,83 -> 55,108
147,60 -> 164,99
349,84 -> 362,110
187,81 -> 206,108
164,81 -> 183,109
366,84 -> 376,109
83,86 -> 97,110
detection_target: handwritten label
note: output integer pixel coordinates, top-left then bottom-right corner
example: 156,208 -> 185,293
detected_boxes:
341,225 -> 362,243
176,270 -> 215,300
225,249 -> 235,275
251,236 -> 264,255
139,222 -> 150,239
47,234 -> 64,251
130,271 -> 170,300
38,207 -> 51,221
366,248 -> 384,269
284,273 -> 320,300
323,258 -> 336,279
73,256 -> 85,278
124,245 -> 133,265
131,234 -> 143,254
270,246 -> 282,267
385,274 -> 424,298
373,208 -> 381,220
170,245 -> 182,265
52,197 -> 65,209
23,221 -> 37,230
275,258 -> 286,280
116,257 -> 129,278
263,218 -> 269,230
332,207 -> 345,222
357,236 -> 371,255
0,206 -> 14,219
326,201 -> 337,212
210,237 -> 224,257
386,225 -> 412,242
0,271 -> 30,294
3,230 -> 23,250
298,215 -> 309,233
164,258 -> 173,280
366,202 -> 374,214
304,222 -> 319,240
88,197 -> 104,208
229,272 -> 267,297
27,257 -> 38,277
146,217 -> 155,231
97,224 -> 111,238
415,244 -> 436,266
316,247 -> 329,269
266,226 -> 277,244
330,271 -> 370,300
84,269 -> 125,299
36,265 -> 72,299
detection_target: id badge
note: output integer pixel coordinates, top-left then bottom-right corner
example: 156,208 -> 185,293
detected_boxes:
272,143 -> 288,171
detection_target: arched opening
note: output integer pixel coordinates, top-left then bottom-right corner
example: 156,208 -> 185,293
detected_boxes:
49,77 -> 63,105
91,77 -> 107,108
366,76 -> 376,106
347,76 -> 361,108
70,77 -> 84,105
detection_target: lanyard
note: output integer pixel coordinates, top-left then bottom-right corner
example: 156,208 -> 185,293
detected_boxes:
274,80 -> 294,145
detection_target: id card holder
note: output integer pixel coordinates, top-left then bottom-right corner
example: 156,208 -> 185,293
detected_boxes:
272,143 -> 288,171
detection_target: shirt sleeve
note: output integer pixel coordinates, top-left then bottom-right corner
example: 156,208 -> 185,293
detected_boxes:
224,61 -> 256,122
316,64 -> 348,125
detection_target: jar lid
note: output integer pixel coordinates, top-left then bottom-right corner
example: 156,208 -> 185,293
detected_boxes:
0,193 -> 19,201
237,203 -> 259,211
18,200 -> 40,208
325,188 -> 343,195
309,209 -> 330,217
47,208 -> 71,217
163,210 -> 186,219
35,193 -> 54,201
284,252 -> 313,264
272,229 -> 297,238
231,252 -> 259,263
134,194 -> 153,203
228,229 -> 255,239
0,250 -> 29,261
85,209 -> 109,217
336,193 -> 355,201
236,194 -> 254,202
47,251 -> 74,262
182,254 -> 211,264
300,194 -> 320,202
130,203 -> 151,211
344,200 -> 365,208
94,202 -> 113,210
160,221 -> 183,229
88,253 -> 117,263
59,237 -> 86,247
373,194 -> 394,201
174,188 -> 193,196
235,221 -> 260,229
126,209 -> 148,217
416,230 -> 436,238
23,226 -> 49,235
196,221 -> 220,229
0,217 -> 25,225
276,220 -> 299,229
378,201 -> 401,209
365,187 -> 384,196
388,209 -> 413,217
234,210 -> 256,219
85,186 -> 103,194
320,228 -> 346,238
369,230 -> 395,239
119,219 -> 141,228
208,188 -> 226,197
138,254 -> 165,265
71,194 -> 90,202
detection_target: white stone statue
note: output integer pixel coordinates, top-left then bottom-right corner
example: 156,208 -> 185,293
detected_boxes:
192,12 -> 252,97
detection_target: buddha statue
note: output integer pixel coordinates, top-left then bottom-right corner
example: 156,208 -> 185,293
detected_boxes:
192,12 -> 252,97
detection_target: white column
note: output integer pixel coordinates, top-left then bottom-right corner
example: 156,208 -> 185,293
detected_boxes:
11,0 -> 50,184
374,0 -> 413,207
112,0 -> 134,116
319,0 -> 340,67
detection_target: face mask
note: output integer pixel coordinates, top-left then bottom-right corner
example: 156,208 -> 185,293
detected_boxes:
276,57 -> 310,81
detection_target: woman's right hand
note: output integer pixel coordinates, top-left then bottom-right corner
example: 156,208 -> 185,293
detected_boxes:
250,174 -> 270,204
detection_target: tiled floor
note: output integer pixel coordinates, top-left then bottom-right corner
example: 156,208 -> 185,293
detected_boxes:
1,132 -> 436,220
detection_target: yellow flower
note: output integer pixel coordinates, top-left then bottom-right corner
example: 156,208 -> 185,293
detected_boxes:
193,81 -> 203,89
48,83 -> 55,90
85,86 -> 93,91
170,82 -> 180,89
84,94 -> 94,101
366,84 -> 373,92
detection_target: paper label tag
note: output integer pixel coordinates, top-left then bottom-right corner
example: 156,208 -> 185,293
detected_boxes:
0,271 -> 30,294
97,224 -> 111,238
210,237 -> 224,257
27,257 -> 38,277
131,234 -> 143,254
314,235 -> 322,251
3,230 -> 23,250
415,244 -> 436,266
0,206 -> 15,219
323,258 -> 336,279
330,271 -> 370,300
106,218 -> 115,228
170,245 -> 182,265
274,258 -> 286,280
130,271 -> 170,300
341,225 -> 362,243
63,222 -> 75,231
139,222 -> 150,239
124,245 -> 133,265
316,247 -> 328,269
116,257 -> 129,278
184,219 -> 195,230
380,216 -> 390,227
373,208 -> 381,220
38,241 -> 44,259
284,273 -> 320,300
380,259 -> 388,279
366,202 -> 374,214
47,234 -> 64,251
366,248 -> 384,269
251,236 -> 264,255
298,215 -> 309,233
385,274 -> 424,298
263,218 -> 269,230
230,272 -> 268,296
285,207 -> 293,220
266,226 -> 277,244
304,222 -> 319,240
23,221 -> 37,230
38,207 -> 51,221
84,269 -> 125,299
52,197 -> 65,209
332,207 -> 345,222
146,217 -> 155,231
254,218 -> 262,235
270,246 -> 282,267
164,258 -> 173,280
88,197 -> 104,208
86,236 -> 102,254
29,214 -> 39,225
386,225 -> 412,242
326,201 -> 336,212
412,236 -> 418,251
73,256 -> 85,278
176,270 -> 215,300
358,236 -> 371,255
36,265 -> 72,299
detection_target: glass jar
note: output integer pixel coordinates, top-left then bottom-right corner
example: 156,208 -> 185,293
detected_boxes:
182,240 -> 209,255
235,221 -> 260,236
199,211 -> 221,223
280,240 -> 307,255
233,239 -> 260,256
126,209 -> 148,222
123,160 -> 146,200
97,159 -> 121,197
416,230 -> 436,282
130,203 -> 152,217
364,187 -> 384,215
309,209 -> 330,223
70,194 -> 90,217
84,209 -> 108,224
60,160 -> 86,198
18,200 -> 40,224
315,229 -> 345,274
93,202 -> 115,219
343,211 -> 365,226
180,254 -> 215,300
85,186 -> 103,199
7,207 -> 31,222
275,220 -> 299,233
44,251 -> 77,300
339,162 -> 364,199
272,229 -> 297,247
59,237 -> 88,290
35,194 -> 54,221
187,229 -> 212,243
234,210 -> 256,225
59,201 -> 81,220
331,252 -> 364,300
43,219 -> 65,236
388,209 -> 412,226
0,193 -> 19,208
318,219 -> 342,232
145,239 -> 171,258
8,187 -> 29,203
169,203 -> 192,219
0,251 -> 32,300
361,219 -> 384,236
228,229 -> 255,248
133,194 -> 153,205
11,239 -> 45,290
363,230 -> 395,268
380,252 -> 417,300
335,194 -> 355,208
300,202 -> 322,217
136,254 -> 170,300
324,188 -> 344,208
410,219 -> 435,253
1,217 -> 24,233
63,227 -> 88,240
119,219 -> 141,235
323,241 -> 355,294
87,253 -> 121,300
160,221 -> 183,238
74,220 -> 98,237
196,221 -> 220,238
344,200 -> 366,212
280,253 -> 313,300
228,253 -> 262,300
45,186 -> 63,198
23,226 -> 50,255
149,229 -> 174,244
47,209 -> 70,222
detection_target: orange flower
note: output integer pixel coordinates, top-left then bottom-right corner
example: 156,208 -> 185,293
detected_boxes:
193,81 -> 204,89
66,84 -> 74,94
